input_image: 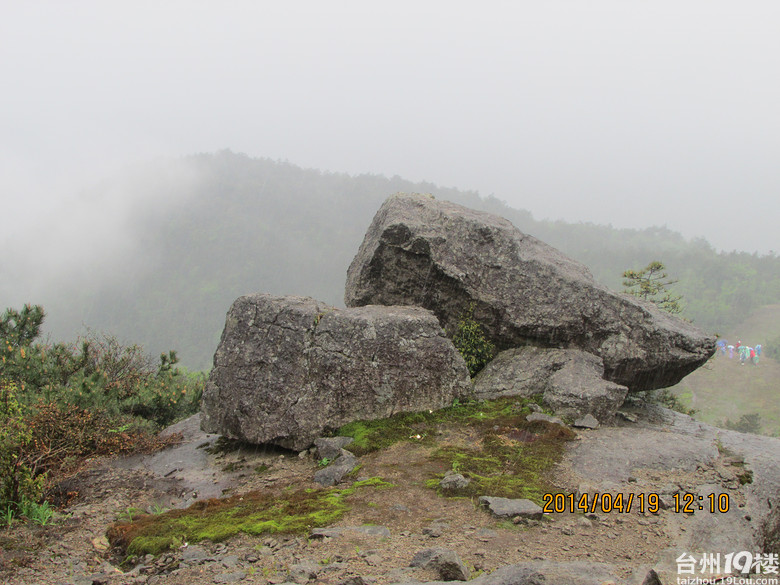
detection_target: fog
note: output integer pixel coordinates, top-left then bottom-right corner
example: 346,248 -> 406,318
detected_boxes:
2,0 -> 779,264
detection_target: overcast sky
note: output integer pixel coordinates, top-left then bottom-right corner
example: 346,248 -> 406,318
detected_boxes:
2,1 -> 779,254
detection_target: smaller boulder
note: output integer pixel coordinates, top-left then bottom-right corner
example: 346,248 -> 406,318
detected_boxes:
340,577 -> 369,585
410,547 -> 470,581
573,414 -> 600,429
478,496 -> 544,520
475,346 -> 628,421
526,412 -> 566,426
315,437 -> 355,461
422,520 -> 449,538
313,450 -> 359,487
641,569 -> 663,585
439,473 -> 471,491
289,561 -> 320,584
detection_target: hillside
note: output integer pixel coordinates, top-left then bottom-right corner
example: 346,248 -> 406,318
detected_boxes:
5,151 -> 780,370
670,304 -> 780,436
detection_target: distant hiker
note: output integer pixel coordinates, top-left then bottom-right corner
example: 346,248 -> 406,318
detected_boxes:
727,345 -> 735,359
739,345 -> 749,365
736,340 -> 742,350
717,340 -> 727,356
756,344 -> 762,356
750,347 -> 757,365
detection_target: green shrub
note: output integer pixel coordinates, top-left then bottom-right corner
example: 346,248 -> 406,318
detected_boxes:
1,306 -> 204,427
451,304 -> 495,377
764,337 -> 779,360
0,304 -> 205,522
0,381 -> 45,524
723,413 -> 762,434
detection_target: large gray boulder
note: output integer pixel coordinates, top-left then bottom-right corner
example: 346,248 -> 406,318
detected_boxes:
201,294 -> 471,450
345,193 -> 715,391
474,346 -> 629,421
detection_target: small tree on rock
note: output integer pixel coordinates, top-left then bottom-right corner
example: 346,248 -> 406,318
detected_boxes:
622,261 -> 683,315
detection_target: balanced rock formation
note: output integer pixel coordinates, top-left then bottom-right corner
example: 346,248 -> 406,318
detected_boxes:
474,347 -> 628,421
200,294 -> 471,450
345,193 -> 715,391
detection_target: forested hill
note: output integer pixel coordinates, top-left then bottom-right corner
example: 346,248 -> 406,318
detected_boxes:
21,151 -> 780,370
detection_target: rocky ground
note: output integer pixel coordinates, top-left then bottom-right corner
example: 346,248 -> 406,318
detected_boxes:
0,406 -> 774,585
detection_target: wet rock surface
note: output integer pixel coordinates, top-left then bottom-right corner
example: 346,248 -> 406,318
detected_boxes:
345,193 -> 715,391
568,403 -> 780,576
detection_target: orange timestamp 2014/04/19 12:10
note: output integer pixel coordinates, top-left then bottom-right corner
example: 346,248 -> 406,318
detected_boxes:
541,492 -> 730,515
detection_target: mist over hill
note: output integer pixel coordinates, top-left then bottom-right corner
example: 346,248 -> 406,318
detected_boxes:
4,150 -> 779,370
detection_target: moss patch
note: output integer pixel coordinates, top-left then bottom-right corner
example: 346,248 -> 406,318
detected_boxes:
107,478 -> 392,558
336,397 -> 573,505
429,408 -> 574,503
429,419 -> 574,502
337,397 -> 542,456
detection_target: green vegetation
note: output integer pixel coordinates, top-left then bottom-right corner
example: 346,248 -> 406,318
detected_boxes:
723,413 -> 762,434
0,304 -> 205,526
622,260 -> 683,314
337,397 -> 533,455
107,478 -> 392,558
764,334 -> 780,360
429,418 -> 574,502
338,396 -> 573,503
0,381 -> 45,524
451,304 -> 495,377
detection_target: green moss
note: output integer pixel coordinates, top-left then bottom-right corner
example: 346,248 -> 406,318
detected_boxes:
338,412 -> 432,455
108,478 -> 393,558
334,397 -> 570,504
127,535 -> 179,556
428,418 -> 575,503
337,397 -> 542,455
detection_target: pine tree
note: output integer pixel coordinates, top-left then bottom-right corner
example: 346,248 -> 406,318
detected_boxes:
622,261 -> 683,314
0,304 -> 45,349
